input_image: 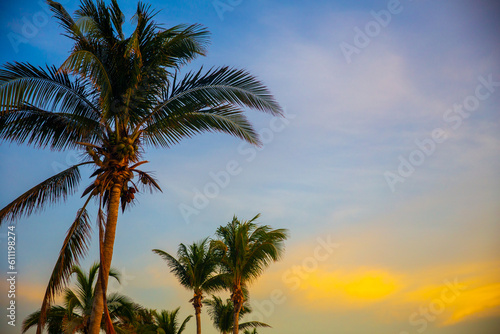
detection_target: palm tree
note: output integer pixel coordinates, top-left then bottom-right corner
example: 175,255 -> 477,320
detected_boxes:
151,308 -> 192,334
152,238 -> 222,334
22,263 -> 136,334
243,330 -> 258,334
0,0 -> 282,332
203,296 -> 270,334
125,308 -> 158,334
211,214 -> 288,334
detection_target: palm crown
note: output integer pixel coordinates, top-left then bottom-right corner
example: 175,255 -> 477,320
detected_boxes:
0,0 -> 282,333
203,295 -> 270,334
150,308 -> 192,334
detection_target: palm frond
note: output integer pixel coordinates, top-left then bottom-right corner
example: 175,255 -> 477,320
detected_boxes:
37,200 -> 92,334
22,305 -> 68,334
0,163 -> 90,224
46,0 -> 87,42
0,104 -> 100,149
148,24 -> 210,68
109,0 -> 125,40
64,288 -> 82,315
59,50 -> 113,111
177,313 -> 192,334
238,321 -> 271,330
141,66 -> 282,131
0,62 -> 100,121
133,169 -> 162,193
142,104 -> 260,148
152,249 -> 190,289
201,273 -> 228,293
75,0 -> 116,44
22,309 -> 42,333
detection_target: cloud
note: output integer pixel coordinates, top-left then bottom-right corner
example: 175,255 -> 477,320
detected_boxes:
443,283 -> 500,325
295,268 -> 402,309
248,233 -> 500,329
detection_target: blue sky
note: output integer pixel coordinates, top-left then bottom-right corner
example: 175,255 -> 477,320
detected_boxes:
1,1 -> 500,333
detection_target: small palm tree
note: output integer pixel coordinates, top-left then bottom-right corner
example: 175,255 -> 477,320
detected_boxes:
203,296 -> 270,334
153,238 -> 222,334
22,263 -> 135,333
211,214 -> 288,334
0,0 -> 282,333
152,308 -> 192,334
243,329 -> 258,334
125,308 -> 157,334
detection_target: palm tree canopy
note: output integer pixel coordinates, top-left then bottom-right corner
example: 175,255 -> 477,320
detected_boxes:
203,296 -> 270,333
153,238 -> 223,294
153,307 -> 192,334
211,215 -> 287,334
212,214 -> 289,285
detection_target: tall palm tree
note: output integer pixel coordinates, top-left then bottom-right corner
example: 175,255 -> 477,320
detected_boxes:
151,308 -> 192,334
22,263 -> 136,334
211,215 -> 288,334
203,296 -> 270,334
0,0 -> 282,333
153,238 -> 222,334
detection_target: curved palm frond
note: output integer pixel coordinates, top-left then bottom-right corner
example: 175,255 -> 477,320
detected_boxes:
133,169 -> 162,193
177,314 -> 192,334
109,0 -> 125,40
74,0 -> 117,44
238,321 -> 271,330
136,66 -> 282,137
0,62 -> 100,120
242,227 -> 288,282
47,0 -> 87,42
201,271 -> 228,294
152,249 -> 190,288
37,199 -> 92,334
0,163 -> 91,224
106,292 -> 136,321
59,50 -> 113,112
22,305 -> 68,334
142,104 -> 259,148
64,287 -> 83,315
0,104 -> 101,150
149,24 -> 210,68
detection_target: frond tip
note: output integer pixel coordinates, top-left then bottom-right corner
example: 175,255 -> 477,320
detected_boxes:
0,163 -> 89,225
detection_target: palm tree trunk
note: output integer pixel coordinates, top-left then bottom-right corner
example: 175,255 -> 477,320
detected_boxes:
232,301 -> 242,334
193,293 -> 202,334
88,182 -> 122,334
195,308 -> 201,334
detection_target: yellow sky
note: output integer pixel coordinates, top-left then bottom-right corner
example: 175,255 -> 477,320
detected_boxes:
246,235 -> 500,331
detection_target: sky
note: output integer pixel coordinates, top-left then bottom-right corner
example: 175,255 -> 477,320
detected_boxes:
0,0 -> 499,333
